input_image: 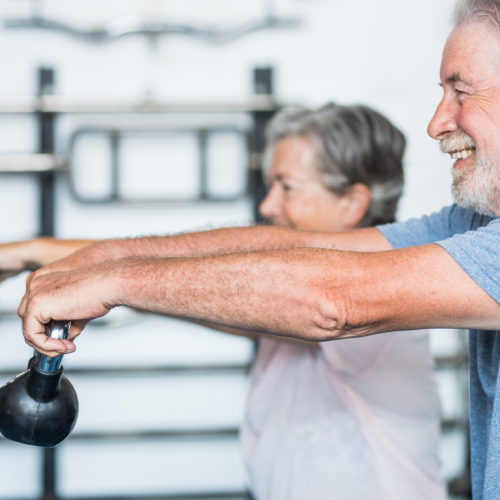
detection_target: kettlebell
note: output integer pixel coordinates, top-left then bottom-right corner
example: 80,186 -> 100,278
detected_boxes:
0,320 -> 78,447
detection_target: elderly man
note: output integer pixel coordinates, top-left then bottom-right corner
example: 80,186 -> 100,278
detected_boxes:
13,0 -> 500,497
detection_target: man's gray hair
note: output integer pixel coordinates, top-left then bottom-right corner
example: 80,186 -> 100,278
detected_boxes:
453,0 -> 500,28
264,103 -> 406,227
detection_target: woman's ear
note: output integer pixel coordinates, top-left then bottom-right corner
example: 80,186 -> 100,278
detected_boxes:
341,183 -> 372,229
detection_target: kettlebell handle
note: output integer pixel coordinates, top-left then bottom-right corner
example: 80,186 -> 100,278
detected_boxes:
34,320 -> 72,373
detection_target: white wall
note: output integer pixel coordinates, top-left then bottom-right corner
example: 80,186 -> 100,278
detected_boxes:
0,0 -> 457,241
0,0 -> 461,498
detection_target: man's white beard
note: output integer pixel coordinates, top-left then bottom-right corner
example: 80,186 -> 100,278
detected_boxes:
440,131 -> 500,217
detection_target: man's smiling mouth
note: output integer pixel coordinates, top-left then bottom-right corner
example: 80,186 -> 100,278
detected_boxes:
449,148 -> 475,160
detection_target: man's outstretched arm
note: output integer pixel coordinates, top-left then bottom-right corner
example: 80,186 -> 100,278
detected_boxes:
19,243 -> 500,357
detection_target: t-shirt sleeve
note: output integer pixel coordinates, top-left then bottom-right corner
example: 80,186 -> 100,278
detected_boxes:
377,205 -> 493,250
437,219 -> 500,304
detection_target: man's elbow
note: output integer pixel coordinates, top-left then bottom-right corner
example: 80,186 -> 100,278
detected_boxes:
302,291 -> 347,342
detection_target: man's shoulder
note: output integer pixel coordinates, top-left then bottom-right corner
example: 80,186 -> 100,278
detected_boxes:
378,205 -> 494,250
445,205 -> 494,232
408,204 -> 492,233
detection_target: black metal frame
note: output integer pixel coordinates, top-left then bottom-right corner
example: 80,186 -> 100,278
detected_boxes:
0,66 -> 276,500
38,67 -> 56,237
11,493 -> 251,500
249,68 -> 276,222
67,127 -> 249,204
0,65 -> 473,500
36,67 -> 59,500
0,362 -> 252,500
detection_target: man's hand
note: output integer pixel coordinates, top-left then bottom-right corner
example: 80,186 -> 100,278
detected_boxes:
19,262 -> 120,357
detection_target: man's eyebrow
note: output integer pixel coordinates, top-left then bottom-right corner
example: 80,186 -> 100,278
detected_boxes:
441,72 -> 473,86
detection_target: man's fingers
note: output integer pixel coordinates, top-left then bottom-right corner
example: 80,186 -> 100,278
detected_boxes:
68,320 -> 89,341
18,270 -> 39,318
19,270 -> 46,317
18,292 -> 29,319
22,305 -> 76,355
25,269 -> 36,286
24,334 -> 76,357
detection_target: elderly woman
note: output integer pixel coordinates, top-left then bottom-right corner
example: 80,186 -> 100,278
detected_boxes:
0,103 -> 446,500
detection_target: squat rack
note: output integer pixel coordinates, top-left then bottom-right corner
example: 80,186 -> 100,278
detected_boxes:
0,67 -> 473,500
0,66 -> 278,500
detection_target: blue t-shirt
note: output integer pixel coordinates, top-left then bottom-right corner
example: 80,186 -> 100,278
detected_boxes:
378,205 -> 500,500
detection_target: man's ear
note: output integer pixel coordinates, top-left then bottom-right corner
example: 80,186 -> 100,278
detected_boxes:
342,183 -> 372,229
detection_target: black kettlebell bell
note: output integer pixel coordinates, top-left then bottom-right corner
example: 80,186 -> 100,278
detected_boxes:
0,320 -> 78,447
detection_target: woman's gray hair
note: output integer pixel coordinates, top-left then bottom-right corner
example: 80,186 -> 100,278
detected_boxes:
264,103 -> 406,227
453,0 -> 500,29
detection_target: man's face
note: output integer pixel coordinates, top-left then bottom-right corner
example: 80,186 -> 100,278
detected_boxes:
428,20 -> 500,217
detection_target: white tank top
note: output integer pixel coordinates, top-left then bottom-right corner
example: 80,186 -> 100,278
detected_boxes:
240,330 -> 447,500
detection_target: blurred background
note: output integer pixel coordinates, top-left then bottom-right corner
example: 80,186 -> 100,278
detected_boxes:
0,0 -> 468,499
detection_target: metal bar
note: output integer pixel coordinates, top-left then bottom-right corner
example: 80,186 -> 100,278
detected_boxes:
65,491 -> 253,500
0,354 -> 464,377
0,154 -> 64,173
110,131 -> 120,201
37,67 -> 60,500
0,363 -> 252,378
67,126 -> 249,204
0,95 -> 278,114
199,130 -> 208,199
4,12 -> 301,44
42,448 -> 59,500
38,67 -> 57,238
250,67 -> 277,223
441,418 -> 469,431
0,493 -> 252,500
1,420 -> 465,442
434,353 -> 469,368
39,171 -> 56,236
63,427 -> 239,442
0,427 -> 240,444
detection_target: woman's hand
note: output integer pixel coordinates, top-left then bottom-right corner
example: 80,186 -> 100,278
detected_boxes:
0,240 -> 40,283
0,238 -> 96,284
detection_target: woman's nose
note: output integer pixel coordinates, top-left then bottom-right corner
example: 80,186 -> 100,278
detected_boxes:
259,185 -> 282,221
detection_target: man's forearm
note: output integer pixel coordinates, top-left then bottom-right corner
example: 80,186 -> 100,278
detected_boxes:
111,248 -> 403,340
112,244 -> 500,339
20,242 -> 500,356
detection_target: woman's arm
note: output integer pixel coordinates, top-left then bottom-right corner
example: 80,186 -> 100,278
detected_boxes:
0,238 -> 95,282
24,226 -> 391,281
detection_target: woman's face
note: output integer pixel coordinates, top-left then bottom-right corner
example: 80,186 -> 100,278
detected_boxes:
259,136 -> 369,232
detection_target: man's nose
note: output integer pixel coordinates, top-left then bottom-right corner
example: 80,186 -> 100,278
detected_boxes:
428,97 -> 458,140
259,185 -> 282,220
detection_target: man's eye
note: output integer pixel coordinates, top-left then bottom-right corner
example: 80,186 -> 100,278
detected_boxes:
283,184 -> 293,192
